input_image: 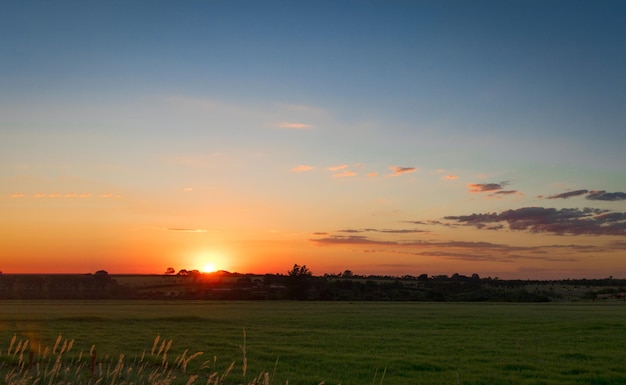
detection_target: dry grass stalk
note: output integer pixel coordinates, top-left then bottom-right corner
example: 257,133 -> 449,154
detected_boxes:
151,335 -> 160,356
8,334 -> 17,355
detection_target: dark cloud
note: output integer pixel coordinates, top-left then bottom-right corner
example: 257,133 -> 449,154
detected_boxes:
388,166 -> 417,176
468,181 -> 509,193
546,189 -> 589,199
493,190 -> 518,195
586,190 -> 626,201
445,206 -> 626,235
544,189 -> 626,201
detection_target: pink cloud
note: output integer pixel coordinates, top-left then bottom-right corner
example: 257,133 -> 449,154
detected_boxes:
328,164 -> 348,171
333,171 -> 356,178
291,165 -> 314,172
277,122 -> 312,129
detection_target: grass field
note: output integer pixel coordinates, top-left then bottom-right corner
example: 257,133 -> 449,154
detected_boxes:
1,301 -> 626,385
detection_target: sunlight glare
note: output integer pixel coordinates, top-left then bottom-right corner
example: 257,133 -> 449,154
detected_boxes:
202,262 -> 217,273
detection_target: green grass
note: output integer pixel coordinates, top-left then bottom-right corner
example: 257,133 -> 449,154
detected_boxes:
1,301 -> 626,384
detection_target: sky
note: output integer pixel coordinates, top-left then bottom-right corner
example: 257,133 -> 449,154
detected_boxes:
1,1 -> 625,279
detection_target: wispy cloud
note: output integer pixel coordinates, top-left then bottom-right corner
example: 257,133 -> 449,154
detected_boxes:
388,166 -> 417,176
442,175 -> 458,180
367,172 -> 378,177
311,235 -> 398,246
310,234 -> 588,263
546,189 -> 589,199
11,193 -> 24,198
337,228 -> 427,234
291,165 -> 314,172
328,164 -> 348,171
493,190 -> 520,196
163,228 -> 207,233
333,171 -> 356,178
277,122 -> 312,129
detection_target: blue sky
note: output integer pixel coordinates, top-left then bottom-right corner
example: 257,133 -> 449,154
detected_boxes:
2,1 -> 626,278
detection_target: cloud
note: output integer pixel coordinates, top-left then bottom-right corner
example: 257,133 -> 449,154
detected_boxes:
442,175 -> 458,180
333,171 -> 356,178
388,166 -> 417,176
543,189 -> 626,201
310,235 -> 398,245
79,193 -> 92,198
492,190 -> 520,196
11,193 -> 24,198
586,190 -> 626,201
101,193 -> 114,198
337,228 -> 427,234
310,230 -> 624,267
291,165 -> 313,172
328,164 -> 348,171
445,206 -> 626,236
164,228 -> 207,233
546,189 -> 589,199
367,172 -> 378,177
468,181 -> 508,193
277,122 -> 312,129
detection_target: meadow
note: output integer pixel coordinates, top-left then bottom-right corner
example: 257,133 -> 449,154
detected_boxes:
1,301 -> 625,385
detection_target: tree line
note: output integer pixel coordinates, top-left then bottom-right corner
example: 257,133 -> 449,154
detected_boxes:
1,266 -> 625,302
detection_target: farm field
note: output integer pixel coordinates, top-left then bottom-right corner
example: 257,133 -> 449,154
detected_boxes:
1,301 -> 626,385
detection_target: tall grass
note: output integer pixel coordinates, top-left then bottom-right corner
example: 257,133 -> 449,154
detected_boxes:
0,333 -> 284,385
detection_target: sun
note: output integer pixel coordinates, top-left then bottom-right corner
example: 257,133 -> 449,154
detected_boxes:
201,262 -> 217,273
193,249 -> 230,273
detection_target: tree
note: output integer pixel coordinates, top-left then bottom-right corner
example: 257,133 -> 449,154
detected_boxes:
288,264 -> 312,278
286,264 -> 313,300
164,267 -> 175,275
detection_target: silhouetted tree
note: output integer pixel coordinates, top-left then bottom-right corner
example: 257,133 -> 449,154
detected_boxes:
164,267 -> 175,275
286,264 -> 313,300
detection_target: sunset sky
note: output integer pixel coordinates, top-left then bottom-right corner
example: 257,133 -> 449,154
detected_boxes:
2,1 -> 625,279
